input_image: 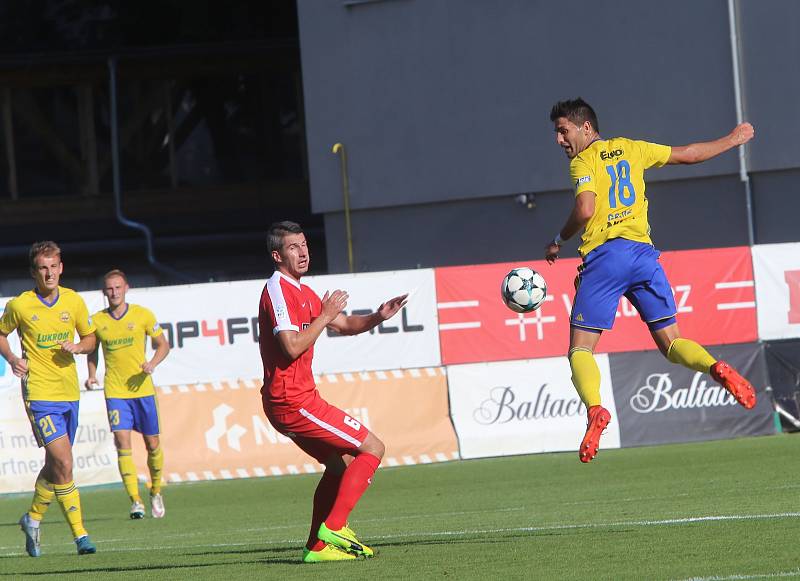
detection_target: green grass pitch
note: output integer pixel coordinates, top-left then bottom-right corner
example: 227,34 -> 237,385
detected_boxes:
1,435 -> 798,580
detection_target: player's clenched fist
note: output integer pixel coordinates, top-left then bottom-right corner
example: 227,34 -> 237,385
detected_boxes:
10,355 -> 28,378
729,122 -> 754,146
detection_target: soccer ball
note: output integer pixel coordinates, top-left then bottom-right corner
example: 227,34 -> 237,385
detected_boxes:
501,267 -> 547,313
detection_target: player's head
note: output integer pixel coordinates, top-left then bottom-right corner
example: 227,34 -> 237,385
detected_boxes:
102,269 -> 129,309
268,221 -> 309,280
29,241 -> 63,294
550,98 -> 600,159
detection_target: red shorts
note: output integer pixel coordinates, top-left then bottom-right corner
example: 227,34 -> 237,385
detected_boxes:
264,391 -> 367,462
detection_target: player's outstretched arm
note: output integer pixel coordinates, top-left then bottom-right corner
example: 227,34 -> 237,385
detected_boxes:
328,293 -> 409,336
667,122 -> 754,165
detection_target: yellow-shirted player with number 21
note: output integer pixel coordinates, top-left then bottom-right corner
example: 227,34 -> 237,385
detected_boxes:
0,241 -> 97,557
86,269 -> 170,519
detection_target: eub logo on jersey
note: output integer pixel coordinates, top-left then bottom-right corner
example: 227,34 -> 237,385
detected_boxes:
575,176 -> 591,187
600,149 -> 624,160
60,311 -> 70,323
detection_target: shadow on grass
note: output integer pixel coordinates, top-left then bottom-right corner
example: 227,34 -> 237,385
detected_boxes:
186,545 -> 297,557
0,559 -> 267,576
0,514 -> 118,529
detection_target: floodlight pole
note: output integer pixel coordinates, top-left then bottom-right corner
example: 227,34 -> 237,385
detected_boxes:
727,0 -> 754,247
332,142 -> 355,273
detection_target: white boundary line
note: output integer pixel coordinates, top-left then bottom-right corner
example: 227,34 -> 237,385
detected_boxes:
2,511 -> 796,556
677,569 -> 800,581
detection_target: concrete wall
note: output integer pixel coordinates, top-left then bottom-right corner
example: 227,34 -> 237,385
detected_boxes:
297,0 -> 798,272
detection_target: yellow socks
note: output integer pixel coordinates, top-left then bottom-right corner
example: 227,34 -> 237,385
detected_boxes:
118,449 -> 141,502
28,476 -> 55,522
147,446 -> 164,494
569,348 -> 602,408
667,338 -> 716,373
53,481 -> 87,539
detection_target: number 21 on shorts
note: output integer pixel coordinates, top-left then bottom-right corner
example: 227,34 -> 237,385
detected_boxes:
38,415 -> 56,437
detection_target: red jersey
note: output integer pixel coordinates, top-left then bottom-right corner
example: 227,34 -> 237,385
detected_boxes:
258,270 -> 323,411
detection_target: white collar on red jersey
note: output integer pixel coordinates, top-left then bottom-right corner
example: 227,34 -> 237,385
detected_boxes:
271,270 -> 302,291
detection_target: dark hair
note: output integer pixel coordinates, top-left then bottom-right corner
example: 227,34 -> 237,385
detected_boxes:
550,98 -> 599,132
29,241 -> 61,269
267,221 -> 304,256
103,269 -> 128,285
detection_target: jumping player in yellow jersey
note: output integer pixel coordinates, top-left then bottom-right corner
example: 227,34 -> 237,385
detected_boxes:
0,241 -> 97,557
85,269 -> 170,519
545,98 -> 757,463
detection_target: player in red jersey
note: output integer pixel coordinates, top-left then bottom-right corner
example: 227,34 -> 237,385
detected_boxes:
259,221 -> 408,563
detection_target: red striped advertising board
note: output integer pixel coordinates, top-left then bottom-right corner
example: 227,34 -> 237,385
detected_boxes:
435,246 -> 757,365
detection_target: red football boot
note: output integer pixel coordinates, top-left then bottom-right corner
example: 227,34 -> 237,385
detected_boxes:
710,361 -> 757,409
579,405 -> 611,463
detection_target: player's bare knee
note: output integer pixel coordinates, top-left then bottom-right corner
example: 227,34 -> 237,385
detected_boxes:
362,435 -> 385,459
144,435 -> 160,452
47,456 -> 73,482
113,430 -> 132,451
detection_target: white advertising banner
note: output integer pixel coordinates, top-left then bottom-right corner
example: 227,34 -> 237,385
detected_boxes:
0,390 -> 118,494
32,269 -> 441,388
752,243 -> 800,340
105,279 -> 266,386
447,355 -> 620,460
306,269 -> 440,374
0,297 -> 22,397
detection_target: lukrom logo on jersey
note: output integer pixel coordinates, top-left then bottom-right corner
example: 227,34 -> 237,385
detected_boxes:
629,372 -> 738,413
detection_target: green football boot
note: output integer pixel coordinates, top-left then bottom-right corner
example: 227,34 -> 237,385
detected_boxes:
318,523 -> 375,558
301,544 -> 357,563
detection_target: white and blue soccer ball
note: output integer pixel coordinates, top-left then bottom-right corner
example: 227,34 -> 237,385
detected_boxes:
501,267 -> 547,313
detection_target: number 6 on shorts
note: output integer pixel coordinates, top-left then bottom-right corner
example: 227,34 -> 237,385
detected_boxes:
343,415 -> 361,431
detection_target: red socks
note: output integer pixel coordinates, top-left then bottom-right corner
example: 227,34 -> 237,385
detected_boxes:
307,470 -> 341,551
324,453 -> 381,531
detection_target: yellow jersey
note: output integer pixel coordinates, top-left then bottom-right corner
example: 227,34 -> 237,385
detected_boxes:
0,286 -> 95,402
570,137 -> 671,257
92,304 -> 163,399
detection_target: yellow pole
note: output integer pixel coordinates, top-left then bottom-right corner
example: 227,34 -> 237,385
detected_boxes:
332,142 -> 355,273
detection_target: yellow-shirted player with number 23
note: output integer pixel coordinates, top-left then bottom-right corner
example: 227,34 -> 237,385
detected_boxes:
86,269 -> 170,520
